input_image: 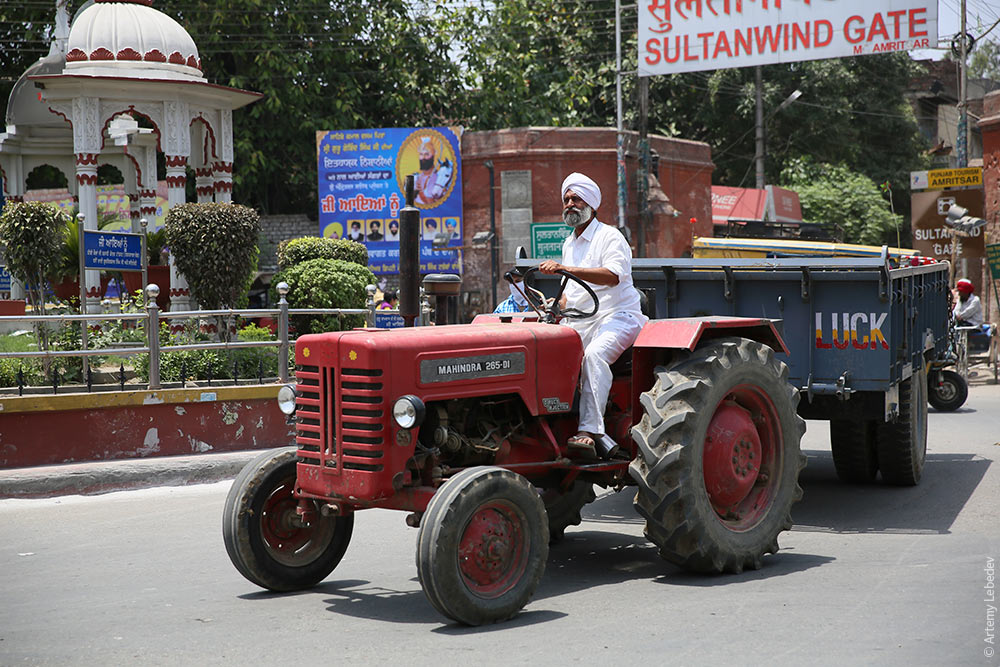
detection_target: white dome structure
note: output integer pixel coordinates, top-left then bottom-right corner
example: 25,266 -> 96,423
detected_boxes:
65,0 -> 203,80
0,0 -> 260,313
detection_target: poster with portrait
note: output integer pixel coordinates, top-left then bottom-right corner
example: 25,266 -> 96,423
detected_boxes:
316,127 -> 463,275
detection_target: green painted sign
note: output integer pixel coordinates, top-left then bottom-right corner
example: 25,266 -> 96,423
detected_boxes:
530,222 -> 571,260
987,243 -> 1000,280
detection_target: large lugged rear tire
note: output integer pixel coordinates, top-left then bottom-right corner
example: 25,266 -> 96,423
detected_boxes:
877,366 -> 928,486
223,447 -> 354,591
927,368 -> 967,412
829,419 -> 879,483
416,467 -> 548,626
629,337 -> 806,574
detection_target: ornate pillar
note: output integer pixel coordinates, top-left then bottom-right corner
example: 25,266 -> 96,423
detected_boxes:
71,96 -> 102,313
212,161 -> 232,203
75,152 -> 101,312
195,167 -> 214,203
165,154 -> 190,312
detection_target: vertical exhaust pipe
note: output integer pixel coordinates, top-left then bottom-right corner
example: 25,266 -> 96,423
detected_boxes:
399,175 -> 420,327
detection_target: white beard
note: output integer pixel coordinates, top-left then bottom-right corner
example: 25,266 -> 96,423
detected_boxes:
563,204 -> 593,227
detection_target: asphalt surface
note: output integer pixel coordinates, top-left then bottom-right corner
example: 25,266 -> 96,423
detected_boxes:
1,380 -> 998,665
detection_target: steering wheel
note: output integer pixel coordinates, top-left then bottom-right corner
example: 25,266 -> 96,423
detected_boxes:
513,267 -> 599,322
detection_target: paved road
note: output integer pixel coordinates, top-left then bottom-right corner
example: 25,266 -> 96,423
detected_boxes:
1,385 -> 999,665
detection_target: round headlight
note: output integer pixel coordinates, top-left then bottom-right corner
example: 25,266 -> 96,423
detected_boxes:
392,395 -> 425,429
277,383 -> 298,415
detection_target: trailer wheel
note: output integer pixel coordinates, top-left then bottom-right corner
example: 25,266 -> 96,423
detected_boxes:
877,366 -> 928,485
829,420 -> 879,483
927,369 -> 968,412
541,481 -> 597,543
416,467 -> 548,625
223,447 -> 353,591
629,337 -> 806,574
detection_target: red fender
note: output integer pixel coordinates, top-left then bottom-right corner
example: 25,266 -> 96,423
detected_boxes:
632,317 -> 789,355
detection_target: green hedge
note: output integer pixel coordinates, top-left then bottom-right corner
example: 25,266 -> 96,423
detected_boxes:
273,258 -> 374,333
276,236 -> 368,271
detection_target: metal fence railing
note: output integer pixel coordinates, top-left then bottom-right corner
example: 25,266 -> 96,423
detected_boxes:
0,282 -> 409,395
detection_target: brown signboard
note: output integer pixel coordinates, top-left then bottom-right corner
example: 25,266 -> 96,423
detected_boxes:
910,188 -> 986,285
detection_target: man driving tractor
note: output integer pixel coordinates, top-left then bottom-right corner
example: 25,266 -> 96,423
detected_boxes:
538,173 -> 647,457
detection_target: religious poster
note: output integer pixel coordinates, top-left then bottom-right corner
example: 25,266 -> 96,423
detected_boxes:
316,127 -> 464,275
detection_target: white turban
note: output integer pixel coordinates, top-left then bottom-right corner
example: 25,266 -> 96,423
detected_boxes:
561,172 -> 601,211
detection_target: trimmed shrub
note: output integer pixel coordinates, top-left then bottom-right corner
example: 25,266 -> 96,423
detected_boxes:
273,258 -> 375,333
276,236 -> 368,271
0,202 -> 66,307
165,203 -> 261,310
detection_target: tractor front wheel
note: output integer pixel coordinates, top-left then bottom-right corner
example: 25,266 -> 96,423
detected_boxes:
223,447 -> 354,591
629,337 -> 806,574
416,467 -> 548,625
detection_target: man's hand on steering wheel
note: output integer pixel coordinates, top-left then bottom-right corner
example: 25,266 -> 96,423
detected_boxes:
521,265 -> 599,322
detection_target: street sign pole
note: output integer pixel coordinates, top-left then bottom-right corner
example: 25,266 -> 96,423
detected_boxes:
77,213 -> 89,379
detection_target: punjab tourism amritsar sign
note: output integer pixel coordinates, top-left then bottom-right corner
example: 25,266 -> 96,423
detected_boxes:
316,127 -> 464,275
639,0 -> 938,76
909,167 -> 982,191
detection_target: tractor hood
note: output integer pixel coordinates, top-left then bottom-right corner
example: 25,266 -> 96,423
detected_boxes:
295,322 -> 583,416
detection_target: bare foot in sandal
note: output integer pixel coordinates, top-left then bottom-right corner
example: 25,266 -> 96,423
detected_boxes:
567,432 -> 597,459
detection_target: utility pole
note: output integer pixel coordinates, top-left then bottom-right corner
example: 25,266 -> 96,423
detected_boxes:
615,0 -> 627,231
638,75 -> 650,257
754,66 -> 765,189
957,0 -> 969,167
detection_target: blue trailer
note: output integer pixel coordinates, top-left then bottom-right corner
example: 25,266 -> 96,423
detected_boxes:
528,250 -> 950,486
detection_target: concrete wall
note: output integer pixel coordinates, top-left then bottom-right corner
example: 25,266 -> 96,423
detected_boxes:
0,385 -> 293,469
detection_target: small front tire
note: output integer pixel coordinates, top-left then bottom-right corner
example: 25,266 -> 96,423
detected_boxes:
416,467 -> 548,625
223,447 -> 354,591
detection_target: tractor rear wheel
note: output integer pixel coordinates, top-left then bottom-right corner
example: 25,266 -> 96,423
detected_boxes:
223,447 -> 353,591
629,337 -> 806,574
829,419 -> 879,483
877,366 -> 928,486
542,481 -> 596,543
927,368 -> 967,412
416,467 -> 548,625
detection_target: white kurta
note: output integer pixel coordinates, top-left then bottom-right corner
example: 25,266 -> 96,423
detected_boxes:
560,218 -> 648,436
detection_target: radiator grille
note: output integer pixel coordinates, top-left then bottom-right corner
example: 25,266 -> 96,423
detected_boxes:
294,365 -> 323,466
295,364 -> 385,473
339,367 -> 385,471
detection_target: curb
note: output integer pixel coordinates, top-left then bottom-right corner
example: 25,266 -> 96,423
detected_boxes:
0,450 -> 263,499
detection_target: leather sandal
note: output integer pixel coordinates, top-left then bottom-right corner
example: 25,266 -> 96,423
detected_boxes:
567,433 -> 597,459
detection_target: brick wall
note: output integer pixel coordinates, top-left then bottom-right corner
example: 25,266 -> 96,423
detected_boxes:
258,213 -> 315,272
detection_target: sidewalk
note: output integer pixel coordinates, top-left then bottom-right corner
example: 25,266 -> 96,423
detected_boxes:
0,450 -> 261,499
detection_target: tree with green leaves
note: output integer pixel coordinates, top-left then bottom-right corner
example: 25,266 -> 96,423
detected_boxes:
0,201 -> 68,370
780,158 -> 902,246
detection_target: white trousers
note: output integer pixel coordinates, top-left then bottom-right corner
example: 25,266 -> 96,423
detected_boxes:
565,311 -> 645,435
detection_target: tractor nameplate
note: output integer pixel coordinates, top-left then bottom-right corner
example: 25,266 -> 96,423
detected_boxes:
420,352 -> 525,384
541,397 -> 570,412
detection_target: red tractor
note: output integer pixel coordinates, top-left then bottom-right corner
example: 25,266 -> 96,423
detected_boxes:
223,269 -> 806,625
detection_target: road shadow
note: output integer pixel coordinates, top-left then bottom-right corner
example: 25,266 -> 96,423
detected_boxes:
793,450 -> 991,534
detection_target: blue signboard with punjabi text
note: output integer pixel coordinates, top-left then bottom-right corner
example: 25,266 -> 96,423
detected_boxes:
83,230 -> 143,271
0,265 -> 11,291
316,127 -> 463,275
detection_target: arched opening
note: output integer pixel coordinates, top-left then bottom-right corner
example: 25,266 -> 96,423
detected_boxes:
25,164 -> 69,191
